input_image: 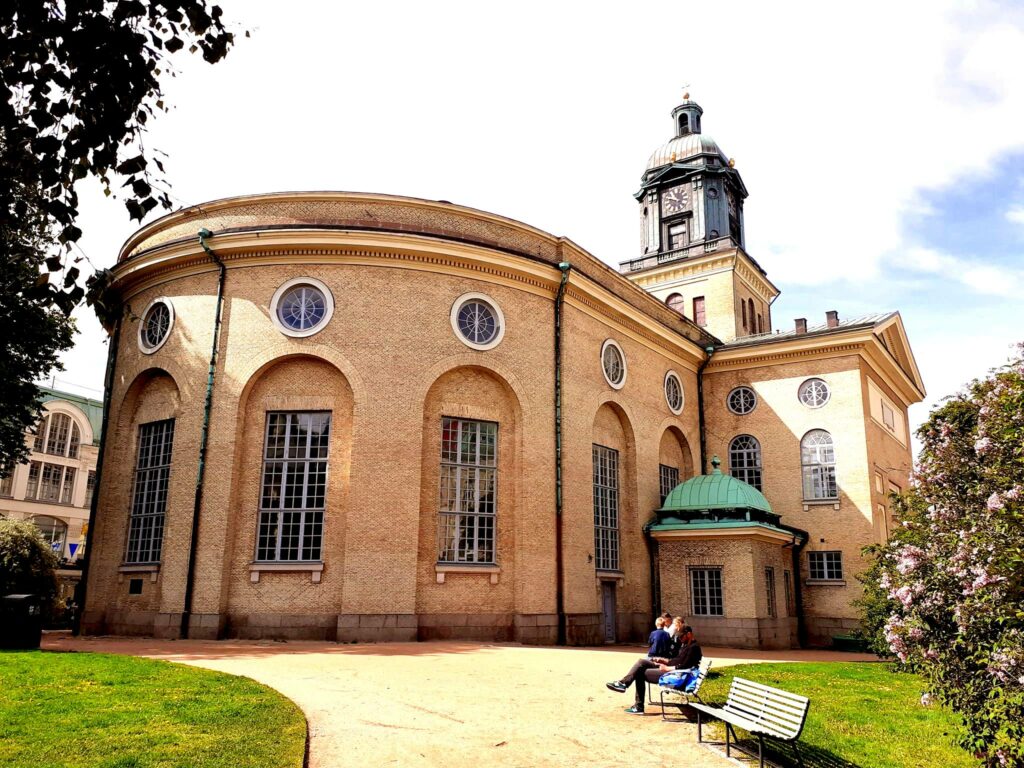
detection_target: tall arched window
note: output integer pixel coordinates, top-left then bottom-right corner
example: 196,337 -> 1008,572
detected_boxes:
729,435 -> 762,491
666,293 -> 685,314
801,430 -> 837,500
741,300 -> 747,329
747,299 -> 755,332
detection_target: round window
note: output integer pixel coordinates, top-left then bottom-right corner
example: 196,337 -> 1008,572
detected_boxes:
270,277 -> 334,338
665,371 -> 684,413
727,386 -> 757,415
450,293 -> 505,350
799,378 -> 831,408
138,298 -> 174,353
601,339 -> 627,389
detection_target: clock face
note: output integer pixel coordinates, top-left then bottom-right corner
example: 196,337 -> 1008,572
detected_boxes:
661,185 -> 689,215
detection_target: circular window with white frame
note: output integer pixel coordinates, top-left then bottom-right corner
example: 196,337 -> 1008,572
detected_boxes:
270,277 -> 335,338
138,297 -> 174,354
664,371 -> 684,414
601,339 -> 627,390
727,386 -> 757,415
450,292 -> 505,350
798,377 -> 831,408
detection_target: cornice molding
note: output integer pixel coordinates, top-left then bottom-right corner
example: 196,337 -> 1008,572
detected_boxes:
650,526 -> 793,545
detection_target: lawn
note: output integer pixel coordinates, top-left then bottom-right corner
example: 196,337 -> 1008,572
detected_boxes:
697,662 -> 975,768
0,651 -> 306,768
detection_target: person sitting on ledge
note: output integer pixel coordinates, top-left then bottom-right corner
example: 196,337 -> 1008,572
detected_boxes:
605,626 -> 702,714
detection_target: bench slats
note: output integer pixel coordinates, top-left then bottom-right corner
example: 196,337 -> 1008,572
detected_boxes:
701,676 -> 810,743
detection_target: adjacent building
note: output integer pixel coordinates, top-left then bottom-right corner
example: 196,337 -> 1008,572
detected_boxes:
80,96 -> 924,647
1,388 -> 102,602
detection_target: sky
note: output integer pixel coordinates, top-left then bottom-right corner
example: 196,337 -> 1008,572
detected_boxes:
55,0 -> 1024,448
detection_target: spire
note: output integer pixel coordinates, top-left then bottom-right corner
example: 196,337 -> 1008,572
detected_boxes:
710,455 -> 722,474
671,91 -> 703,137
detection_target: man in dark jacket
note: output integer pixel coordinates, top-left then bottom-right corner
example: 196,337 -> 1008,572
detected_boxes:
605,626 -> 702,714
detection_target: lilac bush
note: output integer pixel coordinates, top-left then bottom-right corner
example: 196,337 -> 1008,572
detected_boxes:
861,344 -> 1024,765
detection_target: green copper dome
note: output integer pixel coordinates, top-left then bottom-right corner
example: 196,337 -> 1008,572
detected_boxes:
660,456 -> 772,514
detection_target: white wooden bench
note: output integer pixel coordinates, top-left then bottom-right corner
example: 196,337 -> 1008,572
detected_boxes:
649,657 -> 712,721
690,676 -> 810,768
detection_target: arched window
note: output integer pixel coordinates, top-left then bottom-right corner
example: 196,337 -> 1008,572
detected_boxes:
666,293 -> 685,314
678,114 -> 689,135
34,413 -> 82,457
747,299 -> 755,332
729,435 -> 762,491
801,430 -> 837,500
31,515 -> 67,555
741,300 -> 747,329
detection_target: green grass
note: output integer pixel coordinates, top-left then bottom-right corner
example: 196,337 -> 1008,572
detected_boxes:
697,662 -> 975,768
0,651 -> 306,768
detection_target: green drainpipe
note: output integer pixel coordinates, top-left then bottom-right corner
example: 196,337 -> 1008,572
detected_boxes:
180,228 -> 225,640
554,261 -> 571,646
779,522 -> 810,648
696,344 -> 715,474
73,314 -> 122,635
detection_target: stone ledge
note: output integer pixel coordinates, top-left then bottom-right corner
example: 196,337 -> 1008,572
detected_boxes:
249,561 -> 324,583
434,564 -> 501,584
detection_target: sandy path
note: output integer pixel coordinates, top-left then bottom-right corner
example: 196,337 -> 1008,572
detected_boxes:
42,635 -> 876,768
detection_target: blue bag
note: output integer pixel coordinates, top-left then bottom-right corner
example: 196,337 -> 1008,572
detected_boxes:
658,666 -> 698,693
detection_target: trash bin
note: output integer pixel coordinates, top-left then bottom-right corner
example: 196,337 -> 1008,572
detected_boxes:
0,594 -> 43,650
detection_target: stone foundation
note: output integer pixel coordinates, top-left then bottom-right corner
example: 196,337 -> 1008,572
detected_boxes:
338,614 -> 418,643
805,616 -> 861,647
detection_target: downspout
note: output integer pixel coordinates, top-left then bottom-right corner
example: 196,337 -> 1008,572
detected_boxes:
73,316 -> 121,635
696,344 -> 715,474
180,228 -> 225,640
553,260 -> 572,646
779,522 -> 810,648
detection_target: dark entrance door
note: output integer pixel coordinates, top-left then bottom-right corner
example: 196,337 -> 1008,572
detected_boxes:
601,582 -> 617,643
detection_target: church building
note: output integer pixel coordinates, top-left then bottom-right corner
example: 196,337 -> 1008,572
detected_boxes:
81,95 -> 925,648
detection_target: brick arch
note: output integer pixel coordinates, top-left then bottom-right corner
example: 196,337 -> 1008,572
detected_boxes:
415,363 -> 524,632
658,425 -> 695,481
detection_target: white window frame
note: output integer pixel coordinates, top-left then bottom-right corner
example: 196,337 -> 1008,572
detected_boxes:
808,550 -> 844,581
437,417 -> 498,564
664,370 -> 684,414
729,434 -> 763,491
269,277 -> 335,338
138,297 -> 175,354
690,567 -> 724,616
801,429 -> 838,500
659,463 -> 679,505
257,411 -> 331,563
798,377 -> 831,408
592,444 -> 620,571
600,339 -> 627,390
727,386 -> 757,415
449,292 -> 506,351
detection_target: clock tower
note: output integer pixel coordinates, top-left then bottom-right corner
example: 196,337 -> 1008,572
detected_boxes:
621,94 -> 779,343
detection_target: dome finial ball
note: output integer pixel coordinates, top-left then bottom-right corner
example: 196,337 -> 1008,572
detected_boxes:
683,91 -> 690,100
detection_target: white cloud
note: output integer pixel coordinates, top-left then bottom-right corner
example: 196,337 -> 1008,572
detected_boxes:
1006,205 -> 1024,224
901,247 -> 1024,298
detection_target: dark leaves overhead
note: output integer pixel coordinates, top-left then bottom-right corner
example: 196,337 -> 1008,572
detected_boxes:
0,1 -> 237,470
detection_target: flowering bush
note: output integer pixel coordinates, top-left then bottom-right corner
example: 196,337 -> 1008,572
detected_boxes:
860,344 -> 1024,765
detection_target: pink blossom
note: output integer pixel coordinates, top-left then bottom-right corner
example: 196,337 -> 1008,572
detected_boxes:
920,692 -> 933,706
974,437 -> 994,455
987,492 -> 1004,512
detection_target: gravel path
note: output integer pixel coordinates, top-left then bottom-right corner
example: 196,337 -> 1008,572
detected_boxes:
43,634 -> 875,767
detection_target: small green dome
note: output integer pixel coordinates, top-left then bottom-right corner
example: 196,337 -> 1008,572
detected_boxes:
660,456 -> 772,514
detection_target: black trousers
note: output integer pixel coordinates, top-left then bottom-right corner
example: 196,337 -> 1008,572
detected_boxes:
621,659 -> 665,707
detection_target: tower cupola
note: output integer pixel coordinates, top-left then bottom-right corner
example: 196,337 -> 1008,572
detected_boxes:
671,94 -> 703,136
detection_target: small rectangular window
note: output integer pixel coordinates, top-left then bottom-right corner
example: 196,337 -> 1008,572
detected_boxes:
125,419 -> 175,564
765,567 -> 776,618
128,578 -> 143,595
659,464 -> 679,505
592,444 -> 620,571
60,466 -> 76,505
437,417 -> 498,564
690,568 -> 724,616
668,222 -> 688,250
258,412 -> 331,563
25,461 -> 40,499
0,471 -> 13,497
808,551 -> 844,581
85,470 -> 97,507
757,314 -> 764,334
693,296 -> 706,327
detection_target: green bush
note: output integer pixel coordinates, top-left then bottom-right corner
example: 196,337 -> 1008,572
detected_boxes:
0,519 -> 58,614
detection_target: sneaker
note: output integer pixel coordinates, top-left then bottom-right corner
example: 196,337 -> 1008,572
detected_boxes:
605,680 -> 627,693
624,705 -> 645,715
